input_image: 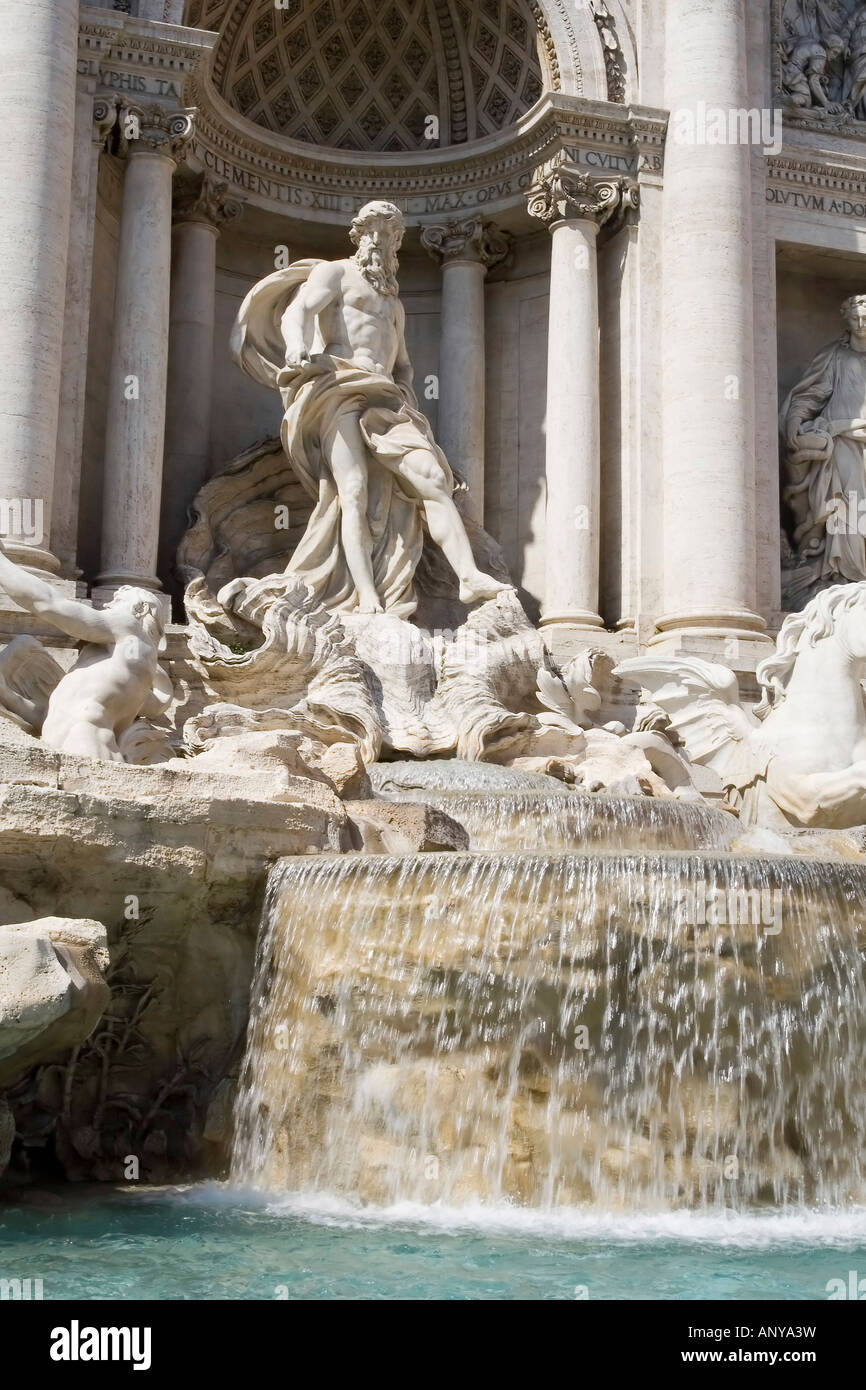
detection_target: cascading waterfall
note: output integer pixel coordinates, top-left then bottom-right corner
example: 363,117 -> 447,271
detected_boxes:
232,815 -> 866,1210
373,787 -> 735,854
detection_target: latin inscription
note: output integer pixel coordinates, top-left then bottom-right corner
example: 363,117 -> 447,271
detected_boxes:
766,186 -> 866,219
78,59 -> 181,100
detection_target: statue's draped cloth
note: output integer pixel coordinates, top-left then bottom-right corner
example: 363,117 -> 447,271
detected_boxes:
782,337 -> 866,583
231,258 -> 454,618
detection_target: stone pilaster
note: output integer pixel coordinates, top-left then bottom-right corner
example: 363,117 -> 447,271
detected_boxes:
528,165 -> 635,636
421,218 -> 511,525
652,0 -> 770,650
159,174 -> 243,597
95,105 -> 195,604
0,0 -> 80,575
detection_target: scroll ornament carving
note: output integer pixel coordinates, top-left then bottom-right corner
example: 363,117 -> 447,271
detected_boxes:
92,97 -> 119,149
173,173 -> 244,229
117,104 -> 196,160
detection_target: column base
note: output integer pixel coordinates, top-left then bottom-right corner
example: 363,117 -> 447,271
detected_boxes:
648,611 -> 774,690
649,608 -> 773,646
1,542 -> 62,575
540,609 -> 604,630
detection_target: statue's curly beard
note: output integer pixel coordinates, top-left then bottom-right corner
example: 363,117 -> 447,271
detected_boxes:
355,239 -> 399,297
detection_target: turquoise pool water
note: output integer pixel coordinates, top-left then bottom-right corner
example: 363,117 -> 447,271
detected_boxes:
2,1187 -> 865,1300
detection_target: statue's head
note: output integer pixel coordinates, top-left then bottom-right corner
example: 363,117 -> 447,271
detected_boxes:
756,581 -> 866,716
350,200 -> 404,295
825,33 -> 845,60
108,586 -> 166,649
830,580 -> 866,661
842,294 -> 866,336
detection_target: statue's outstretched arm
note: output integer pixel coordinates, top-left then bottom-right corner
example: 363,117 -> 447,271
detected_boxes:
0,541 -> 114,645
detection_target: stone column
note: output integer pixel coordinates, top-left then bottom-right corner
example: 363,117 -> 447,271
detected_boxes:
52,96 -> 119,580
95,106 -> 194,602
654,0 -> 768,647
528,167 -> 631,634
420,219 -> 511,525
0,0 -> 79,574
158,175 -> 242,592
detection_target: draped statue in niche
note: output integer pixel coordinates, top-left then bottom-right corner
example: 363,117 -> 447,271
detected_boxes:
781,294 -> 866,608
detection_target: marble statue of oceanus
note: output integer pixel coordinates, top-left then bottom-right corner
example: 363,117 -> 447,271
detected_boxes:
230,200 -> 511,617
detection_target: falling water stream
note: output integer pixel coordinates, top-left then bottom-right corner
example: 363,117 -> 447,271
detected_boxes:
375,787 -> 735,853
232,780 -> 866,1211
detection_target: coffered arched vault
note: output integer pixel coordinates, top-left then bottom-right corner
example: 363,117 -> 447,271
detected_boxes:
219,0 -> 553,150
182,0 -> 630,117
160,0 -> 645,224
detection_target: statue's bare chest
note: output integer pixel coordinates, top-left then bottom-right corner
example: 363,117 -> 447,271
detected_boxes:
341,279 -> 396,330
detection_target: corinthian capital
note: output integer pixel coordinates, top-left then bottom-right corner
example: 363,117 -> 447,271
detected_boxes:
118,104 -> 196,161
526,168 -> 636,229
173,173 -> 244,230
421,217 -> 513,270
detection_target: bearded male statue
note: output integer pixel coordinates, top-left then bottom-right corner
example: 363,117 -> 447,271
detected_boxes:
230,200 -> 511,618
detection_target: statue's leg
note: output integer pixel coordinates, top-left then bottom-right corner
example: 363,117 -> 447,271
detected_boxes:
328,410 -> 384,613
396,448 -> 513,603
42,717 -> 124,762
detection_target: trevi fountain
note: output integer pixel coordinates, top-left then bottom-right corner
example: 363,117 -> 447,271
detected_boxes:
2,0 -> 866,1313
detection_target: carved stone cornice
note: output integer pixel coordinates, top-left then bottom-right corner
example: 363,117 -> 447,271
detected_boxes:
172,172 -> 244,229
421,218 -> 514,271
78,10 -> 215,68
526,166 -> 637,228
768,151 -> 866,199
119,104 -> 196,161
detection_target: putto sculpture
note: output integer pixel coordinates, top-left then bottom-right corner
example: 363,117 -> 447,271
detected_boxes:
0,541 -> 171,761
781,292 -> 866,605
231,200 -> 511,617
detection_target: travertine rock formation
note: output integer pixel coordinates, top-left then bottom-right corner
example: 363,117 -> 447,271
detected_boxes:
0,918 -> 109,1084
0,742 -> 348,1182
